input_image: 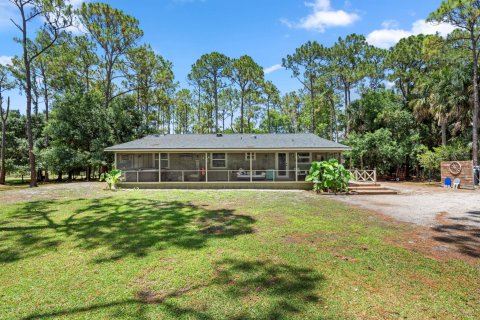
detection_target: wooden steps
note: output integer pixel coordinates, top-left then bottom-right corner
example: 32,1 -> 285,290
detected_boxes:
349,182 -> 398,195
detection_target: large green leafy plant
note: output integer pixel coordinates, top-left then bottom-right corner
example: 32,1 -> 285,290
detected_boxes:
306,159 -> 352,194
100,169 -> 123,191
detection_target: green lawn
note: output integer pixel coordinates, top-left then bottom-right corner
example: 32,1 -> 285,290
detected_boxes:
0,177 -> 31,192
0,186 -> 478,319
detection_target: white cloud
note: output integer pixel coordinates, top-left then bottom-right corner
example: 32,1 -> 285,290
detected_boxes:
411,19 -> 455,35
381,20 -> 399,29
264,64 -> 282,75
282,0 -> 359,33
366,19 -> 456,49
0,56 -> 13,66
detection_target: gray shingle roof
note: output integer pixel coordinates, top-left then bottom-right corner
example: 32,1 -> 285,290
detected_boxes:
105,134 -> 349,151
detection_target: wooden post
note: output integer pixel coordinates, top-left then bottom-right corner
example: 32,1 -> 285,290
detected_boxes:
295,152 -> 298,182
205,152 -> 208,182
250,152 -> 253,183
159,153 -> 162,182
114,153 -> 117,170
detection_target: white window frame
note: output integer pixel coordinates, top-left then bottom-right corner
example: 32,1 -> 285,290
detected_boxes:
160,153 -> 170,169
297,152 -> 312,164
210,153 -> 227,168
245,152 -> 256,161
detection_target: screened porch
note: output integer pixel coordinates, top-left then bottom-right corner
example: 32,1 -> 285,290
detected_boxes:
115,151 -> 341,184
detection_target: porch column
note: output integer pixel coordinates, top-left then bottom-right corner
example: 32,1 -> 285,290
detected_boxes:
250,152 -> 253,183
205,152 -> 208,182
114,153 -> 117,170
295,152 -> 298,182
159,152 -> 161,182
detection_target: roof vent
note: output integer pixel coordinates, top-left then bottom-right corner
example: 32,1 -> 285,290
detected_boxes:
216,133 -> 223,137
252,135 -> 257,139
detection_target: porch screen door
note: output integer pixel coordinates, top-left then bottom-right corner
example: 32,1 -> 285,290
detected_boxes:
277,153 -> 288,177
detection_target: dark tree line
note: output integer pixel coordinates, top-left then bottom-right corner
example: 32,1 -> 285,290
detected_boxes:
0,0 -> 479,185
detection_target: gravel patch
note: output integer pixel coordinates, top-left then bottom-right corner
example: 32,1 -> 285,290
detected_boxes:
332,183 -> 480,228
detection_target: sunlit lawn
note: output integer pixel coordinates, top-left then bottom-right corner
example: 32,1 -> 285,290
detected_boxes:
0,186 -> 478,319
0,177 -> 31,192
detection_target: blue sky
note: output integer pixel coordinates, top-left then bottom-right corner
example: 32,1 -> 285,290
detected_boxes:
0,0 -> 453,113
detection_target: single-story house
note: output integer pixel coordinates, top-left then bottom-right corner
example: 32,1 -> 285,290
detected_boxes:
105,133 -> 350,189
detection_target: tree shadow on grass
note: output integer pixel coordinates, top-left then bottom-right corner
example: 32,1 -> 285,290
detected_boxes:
0,198 -> 255,263
22,258 -> 325,320
431,211 -> 480,258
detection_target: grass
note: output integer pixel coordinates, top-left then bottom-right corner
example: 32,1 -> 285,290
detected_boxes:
0,177 -> 31,192
0,185 -> 479,319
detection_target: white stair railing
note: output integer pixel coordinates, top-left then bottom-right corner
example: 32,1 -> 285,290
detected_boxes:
350,169 -> 377,183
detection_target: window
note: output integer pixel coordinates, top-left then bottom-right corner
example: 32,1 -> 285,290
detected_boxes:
159,153 -> 169,169
117,154 -> 133,170
297,152 -> 311,164
245,153 -> 256,161
136,154 -> 154,168
211,153 -> 227,168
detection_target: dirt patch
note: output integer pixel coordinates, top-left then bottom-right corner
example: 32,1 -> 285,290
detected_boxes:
136,286 -> 196,304
361,206 -> 480,264
196,211 -> 256,236
430,212 -> 480,259
0,182 -> 105,204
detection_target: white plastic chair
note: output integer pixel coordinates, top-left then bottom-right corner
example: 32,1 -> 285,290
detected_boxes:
452,178 -> 461,189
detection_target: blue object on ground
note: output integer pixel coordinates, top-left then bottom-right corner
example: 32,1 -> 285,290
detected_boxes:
444,177 -> 452,188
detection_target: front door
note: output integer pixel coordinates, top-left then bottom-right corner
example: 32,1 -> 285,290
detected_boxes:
277,153 -> 289,177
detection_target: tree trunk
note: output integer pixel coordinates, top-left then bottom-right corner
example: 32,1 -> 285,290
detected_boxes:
266,98 -> 271,133
0,97 -> 9,185
42,67 -> 50,182
472,38 -> 479,166
104,61 -> 113,109
441,121 -> 447,147
214,75 -> 218,133
20,6 -> 37,188
344,87 -> 349,135
240,93 -> 245,134
310,78 -> 315,133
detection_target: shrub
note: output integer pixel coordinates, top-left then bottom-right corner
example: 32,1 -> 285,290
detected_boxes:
306,159 -> 352,194
100,169 -> 123,190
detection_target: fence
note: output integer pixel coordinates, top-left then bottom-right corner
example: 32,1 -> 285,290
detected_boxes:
120,169 -> 310,183
349,169 -> 377,183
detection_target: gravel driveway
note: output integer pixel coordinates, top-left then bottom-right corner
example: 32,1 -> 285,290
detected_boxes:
333,183 -> 480,228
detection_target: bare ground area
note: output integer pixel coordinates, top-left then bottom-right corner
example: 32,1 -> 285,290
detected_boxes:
333,182 -> 480,262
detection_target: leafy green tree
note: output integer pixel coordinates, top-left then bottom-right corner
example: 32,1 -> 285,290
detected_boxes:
44,90 -> 111,180
174,89 -> 193,134
9,0 -> 73,187
282,41 -> 329,132
126,44 -> 174,129
0,65 -> 14,184
262,80 -> 280,133
345,129 -> 402,174
226,55 -> 264,133
330,34 -> 371,134
189,52 -> 230,133
364,46 -> 387,91
429,0 -> 480,165
385,35 -> 426,105
79,2 -> 143,109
